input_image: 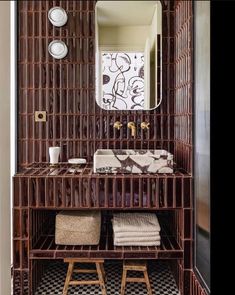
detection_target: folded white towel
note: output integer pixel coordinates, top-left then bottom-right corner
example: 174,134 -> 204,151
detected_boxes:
114,234 -> 161,243
112,213 -> 161,233
114,240 -> 161,246
114,231 -> 160,238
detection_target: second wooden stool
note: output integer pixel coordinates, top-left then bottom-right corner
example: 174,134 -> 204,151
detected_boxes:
121,260 -> 152,295
63,258 -> 106,295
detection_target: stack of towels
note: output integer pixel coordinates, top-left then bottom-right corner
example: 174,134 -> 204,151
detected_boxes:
112,212 -> 161,246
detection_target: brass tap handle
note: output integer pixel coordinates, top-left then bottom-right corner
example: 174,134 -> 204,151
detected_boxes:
127,122 -> 136,137
113,121 -> 123,130
141,122 -> 150,130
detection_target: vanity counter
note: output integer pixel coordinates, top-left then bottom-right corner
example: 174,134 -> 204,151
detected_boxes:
15,163 -> 191,178
13,163 -> 192,210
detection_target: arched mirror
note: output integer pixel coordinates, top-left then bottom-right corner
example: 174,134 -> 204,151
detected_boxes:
95,1 -> 162,110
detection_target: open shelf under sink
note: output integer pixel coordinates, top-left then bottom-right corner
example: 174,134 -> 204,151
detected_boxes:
30,212 -> 183,260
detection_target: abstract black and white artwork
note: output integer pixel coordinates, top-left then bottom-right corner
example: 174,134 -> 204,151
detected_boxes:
101,52 -> 145,110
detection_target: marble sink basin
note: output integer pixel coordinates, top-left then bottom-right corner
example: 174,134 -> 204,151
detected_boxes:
93,149 -> 173,174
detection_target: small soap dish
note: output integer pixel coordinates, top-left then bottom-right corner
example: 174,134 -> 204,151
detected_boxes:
68,158 -> 87,165
68,158 -> 86,174
68,168 -> 83,174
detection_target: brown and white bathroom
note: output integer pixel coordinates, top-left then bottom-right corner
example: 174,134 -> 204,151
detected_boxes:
0,1 -> 211,294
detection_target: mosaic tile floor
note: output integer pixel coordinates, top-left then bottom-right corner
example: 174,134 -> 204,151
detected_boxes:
35,260 -> 180,295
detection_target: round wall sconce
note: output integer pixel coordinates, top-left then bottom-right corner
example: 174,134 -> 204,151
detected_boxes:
48,40 -> 68,59
48,7 -> 68,27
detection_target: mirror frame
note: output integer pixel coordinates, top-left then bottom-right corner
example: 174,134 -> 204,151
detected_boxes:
95,0 -> 163,112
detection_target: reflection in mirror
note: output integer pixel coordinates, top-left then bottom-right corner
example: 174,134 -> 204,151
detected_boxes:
95,1 -> 162,110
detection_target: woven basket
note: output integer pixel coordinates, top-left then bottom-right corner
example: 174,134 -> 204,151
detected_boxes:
55,210 -> 101,245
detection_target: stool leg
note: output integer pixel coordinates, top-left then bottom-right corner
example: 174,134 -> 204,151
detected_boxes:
121,269 -> 127,295
100,263 -> 106,282
143,269 -> 152,295
96,262 -> 107,295
63,262 -> 74,295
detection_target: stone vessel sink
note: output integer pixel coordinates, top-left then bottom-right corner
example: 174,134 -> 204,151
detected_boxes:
93,149 -> 174,174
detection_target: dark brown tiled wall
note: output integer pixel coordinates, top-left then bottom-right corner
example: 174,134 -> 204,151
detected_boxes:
17,0 -> 176,170
174,0 -> 193,173
174,0 -> 194,271
13,1 -> 207,295
173,2 -> 208,295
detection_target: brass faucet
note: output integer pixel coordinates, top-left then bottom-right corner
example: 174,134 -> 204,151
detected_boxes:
141,121 -> 150,130
127,122 -> 136,137
113,121 -> 123,130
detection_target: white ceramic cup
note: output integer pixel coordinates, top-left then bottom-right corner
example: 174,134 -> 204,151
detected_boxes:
49,147 -> 61,164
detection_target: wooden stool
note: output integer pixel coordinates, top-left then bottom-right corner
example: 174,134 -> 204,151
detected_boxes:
121,260 -> 152,295
63,258 -> 106,295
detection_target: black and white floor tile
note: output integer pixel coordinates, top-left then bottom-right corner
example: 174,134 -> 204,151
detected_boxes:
35,260 -> 180,295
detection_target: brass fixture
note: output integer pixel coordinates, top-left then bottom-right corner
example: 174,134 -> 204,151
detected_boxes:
35,111 -> 47,122
113,121 -> 123,130
127,122 -> 136,137
141,122 -> 150,130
